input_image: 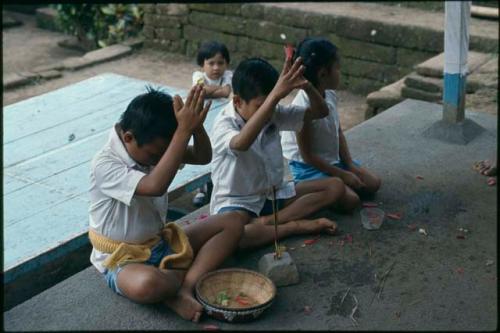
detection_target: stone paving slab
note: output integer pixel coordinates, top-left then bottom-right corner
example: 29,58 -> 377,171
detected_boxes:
63,45 -> 132,71
4,99 -> 497,331
416,51 -> 492,78
401,85 -> 441,103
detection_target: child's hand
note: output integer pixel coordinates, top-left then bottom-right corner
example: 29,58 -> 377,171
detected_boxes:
341,171 -> 366,190
271,56 -> 309,100
173,85 -> 212,133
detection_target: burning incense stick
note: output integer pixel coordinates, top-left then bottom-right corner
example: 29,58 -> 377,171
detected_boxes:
271,186 -> 281,259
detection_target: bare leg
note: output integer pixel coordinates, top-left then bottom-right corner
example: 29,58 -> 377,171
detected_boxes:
254,177 -> 346,225
334,186 -> 361,213
238,218 -> 338,250
352,166 -> 381,196
116,264 -> 185,303
475,159 -> 497,177
165,211 -> 246,322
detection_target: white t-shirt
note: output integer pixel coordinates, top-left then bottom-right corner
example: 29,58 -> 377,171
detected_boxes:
88,126 -> 168,273
192,70 -> 232,87
210,101 -> 306,215
281,89 -> 341,165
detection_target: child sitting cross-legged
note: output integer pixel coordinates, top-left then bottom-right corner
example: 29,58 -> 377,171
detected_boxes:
210,52 -> 354,249
88,85 -> 245,322
281,37 -> 381,209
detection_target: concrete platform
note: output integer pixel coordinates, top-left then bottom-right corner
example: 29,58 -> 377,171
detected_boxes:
4,99 -> 497,331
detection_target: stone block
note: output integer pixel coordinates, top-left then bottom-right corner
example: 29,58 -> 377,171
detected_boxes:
263,6 -> 331,30
38,70 -> 62,80
416,51 -> 491,78
188,3 -> 225,15
240,3 -> 265,19
142,25 -> 155,40
328,33 -> 397,64
167,4 -> 189,16
155,27 -> 182,41
186,40 -> 200,58
343,74 -> 385,95
140,4 -> 156,14
122,37 -> 144,50
236,36 -> 250,53
341,58 -> 403,83
154,15 -> 185,29
32,63 -> 64,73
189,11 -> 245,34
405,73 -> 442,93
469,35 -> 498,53
366,78 -> 404,110
476,55 -> 497,74
246,19 -> 309,45
401,85 -> 441,103
396,48 -> 436,68
333,16 -> 444,53
143,13 -> 156,26
4,73 -> 33,89
246,38 -> 284,60
183,25 -> 238,52
82,44 -> 132,65
258,252 -> 299,287
62,57 -> 92,71
223,4 -> 242,15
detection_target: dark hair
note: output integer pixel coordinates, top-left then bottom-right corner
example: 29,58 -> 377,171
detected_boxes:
232,58 -> 279,102
196,41 -> 230,67
295,37 -> 339,87
119,86 -> 177,146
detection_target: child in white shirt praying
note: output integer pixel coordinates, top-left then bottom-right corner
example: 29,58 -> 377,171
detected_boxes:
210,52 -> 352,249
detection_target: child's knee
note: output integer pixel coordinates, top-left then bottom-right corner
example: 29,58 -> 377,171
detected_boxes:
366,175 -> 382,194
133,272 -> 179,301
326,177 -> 346,199
221,212 -> 247,235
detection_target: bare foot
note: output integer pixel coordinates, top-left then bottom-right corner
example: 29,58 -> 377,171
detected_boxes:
164,289 -> 203,322
474,160 -> 497,176
291,218 -> 338,235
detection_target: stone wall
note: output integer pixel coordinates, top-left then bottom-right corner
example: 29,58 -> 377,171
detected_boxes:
140,3 -> 493,95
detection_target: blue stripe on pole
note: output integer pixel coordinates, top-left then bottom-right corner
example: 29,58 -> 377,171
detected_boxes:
443,73 -> 466,107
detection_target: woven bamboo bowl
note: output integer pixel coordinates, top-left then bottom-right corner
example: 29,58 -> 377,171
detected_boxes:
195,268 -> 277,322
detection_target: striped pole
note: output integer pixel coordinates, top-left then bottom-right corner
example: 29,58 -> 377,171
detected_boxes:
443,1 -> 471,123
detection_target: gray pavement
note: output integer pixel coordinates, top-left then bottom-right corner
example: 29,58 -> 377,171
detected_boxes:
4,99 -> 497,331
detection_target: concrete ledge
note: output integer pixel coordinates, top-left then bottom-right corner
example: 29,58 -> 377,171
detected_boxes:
4,100 -> 497,331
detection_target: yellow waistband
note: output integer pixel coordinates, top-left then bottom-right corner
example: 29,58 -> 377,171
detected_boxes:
88,222 -> 193,271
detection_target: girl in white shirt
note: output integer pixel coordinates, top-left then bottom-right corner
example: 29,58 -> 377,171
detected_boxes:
281,37 -> 381,210
192,41 -> 233,99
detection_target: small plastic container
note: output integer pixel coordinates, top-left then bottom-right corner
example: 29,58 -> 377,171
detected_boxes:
360,208 -> 385,230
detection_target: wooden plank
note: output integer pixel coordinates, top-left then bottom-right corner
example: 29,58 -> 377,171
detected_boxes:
3,174 -> 32,195
4,196 -> 89,270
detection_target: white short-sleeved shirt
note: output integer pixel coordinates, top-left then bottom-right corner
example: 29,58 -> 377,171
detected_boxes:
192,70 -> 233,87
88,126 -> 168,273
281,89 -> 341,165
210,101 -> 306,215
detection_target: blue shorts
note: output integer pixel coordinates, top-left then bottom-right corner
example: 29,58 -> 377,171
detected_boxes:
218,199 -> 286,217
103,238 -> 173,296
289,159 -> 361,183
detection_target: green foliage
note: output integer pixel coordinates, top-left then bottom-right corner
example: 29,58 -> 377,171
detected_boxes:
54,4 -> 143,50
